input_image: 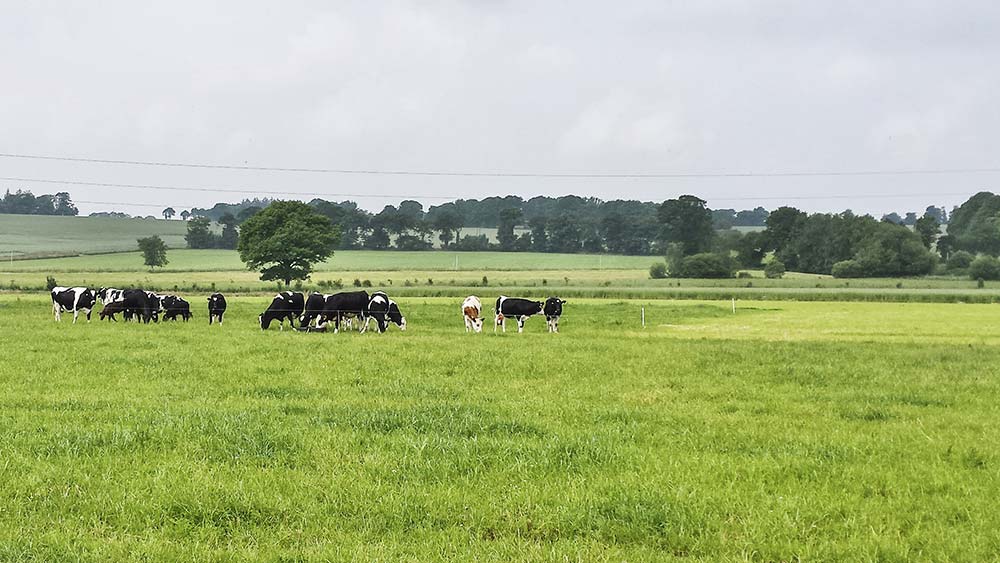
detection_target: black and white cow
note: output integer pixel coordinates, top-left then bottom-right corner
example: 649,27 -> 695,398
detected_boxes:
51,286 -> 96,323
259,291 -> 305,330
363,292 -> 406,333
320,290 -> 369,333
299,292 -> 331,328
96,287 -> 125,305
462,295 -> 483,333
161,295 -> 192,321
122,289 -> 157,324
494,295 -> 543,333
208,293 -> 227,325
543,297 -> 566,333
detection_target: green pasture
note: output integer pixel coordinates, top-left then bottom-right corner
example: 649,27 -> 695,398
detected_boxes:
0,249 -> 658,272
0,295 -> 998,560
0,214 -> 188,258
3,249 -> 998,302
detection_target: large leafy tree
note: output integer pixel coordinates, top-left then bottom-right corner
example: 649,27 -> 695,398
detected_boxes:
162,207 -> 175,220
496,207 -> 522,251
238,201 -> 339,286
914,215 -> 940,250
137,235 -> 168,269
946,192 -> 1000,255
185,216 -> 216,249
657,195 -> 713,256
218,213 -> 239,249
431,209 -> 463,248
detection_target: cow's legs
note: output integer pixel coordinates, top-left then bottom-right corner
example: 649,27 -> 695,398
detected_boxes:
465,316 -> 471,332
72,309 -> 79,324
53,302 -> 61,322
85,309 -> 92,322
517,316 -> 527,333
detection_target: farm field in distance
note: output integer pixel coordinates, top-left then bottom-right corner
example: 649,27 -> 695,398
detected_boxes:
0,295 -> 997,560
0,214 -> 189,258
3,249 -> 999,302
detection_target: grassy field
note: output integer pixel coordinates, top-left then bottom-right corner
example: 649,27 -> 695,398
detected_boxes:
1,294 -> 997,560
3,249 -> 998,303
0,214 -> 189,258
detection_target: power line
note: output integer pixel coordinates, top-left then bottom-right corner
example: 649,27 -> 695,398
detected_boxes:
0,175 -> 976,204
3,151 -> 1000,179
0,176 -> 459,200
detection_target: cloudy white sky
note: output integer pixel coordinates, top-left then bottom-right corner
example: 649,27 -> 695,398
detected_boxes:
2,1 -> 999,216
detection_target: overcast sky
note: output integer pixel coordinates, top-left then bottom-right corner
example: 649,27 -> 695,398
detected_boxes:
2,1 -> 999,217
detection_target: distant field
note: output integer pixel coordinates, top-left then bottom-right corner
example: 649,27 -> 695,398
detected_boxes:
0,295 -> 997,559
0,214 -> 188,258
1,249 -> 658,273
2,249 -> 997,302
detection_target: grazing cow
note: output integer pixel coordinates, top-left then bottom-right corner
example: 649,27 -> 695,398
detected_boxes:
299,292 -> 331,328
208,293 -> 227,324
51,287 -> 96,323
122,289 -> 156,324
364,292 -> 407,333
494,295 -> 543,333
96,287 -> 125,305
543,297 -> 566,333
462,295 -> 483,333
259,291 -> 305,330
100,300 -> 127,321
320,290 -> 369,333
161,295 -> 192,321
145,291 -> 164,322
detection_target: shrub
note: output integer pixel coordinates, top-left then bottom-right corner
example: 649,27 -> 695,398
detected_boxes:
362,279 -> 373,288
674,253 -> 736,278
764,259 -> 786,279
969,256 -> 1000,281
649,262 -> 668,279
736,271 -> 753,279
947,250 -> 974,271
482,276 -> 489,286
353,278 -> 362,287
45,276 -> 58,291
832,260 -> 864,278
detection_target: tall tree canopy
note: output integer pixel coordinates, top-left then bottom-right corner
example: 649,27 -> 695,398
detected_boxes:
237,201 -> 340,286
657,195 -> 713,256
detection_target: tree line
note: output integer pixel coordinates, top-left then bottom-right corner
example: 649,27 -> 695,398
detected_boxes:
0,190 -> 78,216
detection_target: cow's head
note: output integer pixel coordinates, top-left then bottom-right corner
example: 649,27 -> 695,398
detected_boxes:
544,297 -> 565,317
388,300 -> 406,331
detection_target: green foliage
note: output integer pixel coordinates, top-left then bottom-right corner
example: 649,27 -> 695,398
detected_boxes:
185,217 -> 216,249
218,213 -> 239,250
45,275 -> 57,290
764,259 -> 786,279
832,260 -> 864,278
674,252 -> 736,278
136,235 -> 168,269
237,201 -> 340,286
969,255 -> 1000,281
496,207 -> 523,251
947,250 -> 974,271
914,214 -> 940,249
649,262 -> 668,279
946,191 -> 1000,255
0,189 -> 78,216
657,195 -> 713,255
853,224 -> 937,277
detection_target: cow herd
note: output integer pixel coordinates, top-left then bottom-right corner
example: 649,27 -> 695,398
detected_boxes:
49,286 -> 567,334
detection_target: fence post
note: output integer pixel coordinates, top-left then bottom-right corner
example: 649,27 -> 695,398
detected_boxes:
641,306 -> 645,328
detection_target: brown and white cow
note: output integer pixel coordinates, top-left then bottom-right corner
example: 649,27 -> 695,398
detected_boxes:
462,295 -> 483,333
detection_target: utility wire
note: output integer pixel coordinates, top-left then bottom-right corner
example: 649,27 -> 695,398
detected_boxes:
0,176 -> 458,200
0,175 -> 976,204
3,151 -> 1000,178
